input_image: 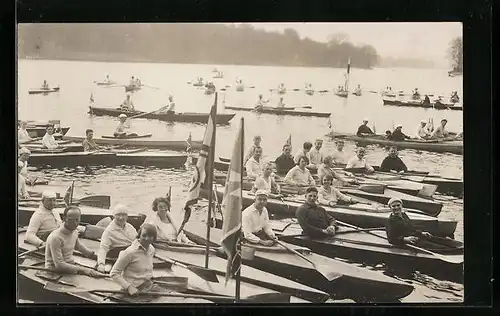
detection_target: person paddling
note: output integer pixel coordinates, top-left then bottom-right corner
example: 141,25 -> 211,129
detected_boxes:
114,114 -> 138,138
157,96 -> 176,114
380,146 -> 408,173
254,94 -> 266,110
416,120 -> 431,139
120,94 -> 135,111
296,187 -> 338,238
18,121 -> 34,144
41,80 -> 49,90
146,197 -> 194,244
96,205 -> 138,273
41,125 -> 60,149
385,198 -> 432,246
356,119 -> 375,137
389,124 -> 411,141
277,97 -> 286,109
82,129 -> 103,152
242,190 -> 278,246
274,144 -> 295,176
430,119 -> 449,139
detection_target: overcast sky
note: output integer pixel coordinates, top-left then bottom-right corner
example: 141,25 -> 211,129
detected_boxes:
243,22 -> 461,65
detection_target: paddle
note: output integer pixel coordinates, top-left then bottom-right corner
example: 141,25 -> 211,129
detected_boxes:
153,252 -> 219,283
142,84 -> 160,90
334,227 -> 385,235
128,107 -> 165,120
18,245 -> 46,258
275,240 -> 341,281
28,177 -> 39,187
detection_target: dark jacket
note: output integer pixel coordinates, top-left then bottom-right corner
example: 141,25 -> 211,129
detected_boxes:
356,125 -> 374,136
296,202 -> 337,238
389,129 -> 410,141
380,155 -> 408,172
275,154 -> 296,175
385,211 -> 422,245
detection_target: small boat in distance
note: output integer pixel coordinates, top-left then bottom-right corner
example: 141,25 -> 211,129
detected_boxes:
334,58 -> 350,98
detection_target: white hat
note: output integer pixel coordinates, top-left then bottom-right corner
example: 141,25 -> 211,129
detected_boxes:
396,124 -> 403,128
362,118 -> 369,122
18,161 -> 24,168
255,190 -> 268,197
119,114 -> 127,118
388,197 -> 403,207
420,120 -> 426,124
112,204 -> 130,216
42,190 -> 57,199
19,147 -> 31,155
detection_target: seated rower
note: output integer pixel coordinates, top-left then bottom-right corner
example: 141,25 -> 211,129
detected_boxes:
146,197 -> 194,244
96,205 -> 138,273
110,223 -> 162,296
41,80 -> 49,90
45,206 -> 101,277
296,187 -> 338,238
274,144 -> 295,176
41,125 -> 59,149
25,191 -> 62,246
18,147 -> 31,180
346,148 -> 374,174
356,119 -> 375,137
318,174 -> 359,207
430,119 -> 449,139
18,121 -> 34,144
317,156 -> 349,185
242,190 -> 278,246
114,114 -> 137,138
245,147 -> 264,180
82,129 -> 103,152
450,91 -> 460,103
121,94 -> 135,111
244,135 -> 263,165
422,95 -> 431,105
330,140 -> 349,166
412,88 -> 420,100
389,124 -> 411,141
18,161 -> 29,199
386,198 -> 432,246
384,130 -> 392,139
294,142 -> 312,164
252,163 -> 280,195
254,95 -> 265,110
166,95 -> 175,113
129,76 -> 135,87
308,139 -> 324,170
104,74 -> 110,83
416,120 -> 431,139
284,156 -> 316,187
380,146 -> 408,173
277,97 -> 286,109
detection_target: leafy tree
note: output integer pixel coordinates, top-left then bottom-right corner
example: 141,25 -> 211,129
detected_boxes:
448,36 -> 463,72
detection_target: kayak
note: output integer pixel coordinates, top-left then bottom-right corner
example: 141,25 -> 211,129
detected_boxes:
95,81 -> 116,86
88,106 -> 236,125
124,85 -> 141,92
224,106 -> 331,118
326,131 -> 463,155
24,127 -> 70,138
183,222 -> 415,302
102,134 -> 152,139
205,188 -> 457,237
272,221 -> 463,283
23,143 -> 84,153
28,87 -> 60,95
63,135 -> 202,151
335,90 -> 348,98
382,98 -> 463,111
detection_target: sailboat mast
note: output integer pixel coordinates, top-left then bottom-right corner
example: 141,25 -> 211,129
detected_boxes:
345,58 -> 351,92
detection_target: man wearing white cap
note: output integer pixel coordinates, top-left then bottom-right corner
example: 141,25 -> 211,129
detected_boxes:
24,190 -> 62,246
242,190 -> 277,246
385,198 -> 431,246
18,121 -> 34,144
96,204 -> 138,273
18,147 -> 31,179
308,139 -> 324,170
41,125 -> 60,149
18,161 -> 29,199
415,120 -> 431,139
120,94 -> 135,111
430,118 -> 449,139
389,124 -> 410,142
346,147 -> 374,174
356,119 -> 375,137
114,114 -> 130,138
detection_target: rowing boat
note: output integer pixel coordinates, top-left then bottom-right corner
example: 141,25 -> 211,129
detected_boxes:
28,87 -> 60,95
205,188 -> 456,237
382,98 -> 463,111
95,81 -> 117,86
183,222 -> 414,302
24,127 -> 70,138
326,131 -> 463,155
272,220 -> 463,283
88,106 -> 236,125
305,90 -> 314,96
63,135 -> 202,151
102,134 -> 152,139
223,106 -> 331,118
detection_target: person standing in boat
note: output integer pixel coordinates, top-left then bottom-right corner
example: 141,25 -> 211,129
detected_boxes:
346,148 -> 374,174
41,125 -> 60,149
415,120 -> 431,139
245,147 -> 265,180
96,205 -> 138,273
129,76 -> 135,87
284,156 -> 316,187
294,142 -> 312,164
82,129 -> 103,152
356,119 -> 375,137
110,223 -> 162,296
242,190 -> 278,246
385,198 -> 432,246
380,146 -> 408,173
25,191 -> 62,246
308,139 -> 325,171
244,135 -> 263,165
18,161 -> 29,199
277,97 -> 286,109
389,124 -> 411,141
412,88 -> 420,100
430,119 -> 449,139
252,163 -> 280,195
18,121 -> 34,144
318,174 -> 360,207
45,206 -> 102,277
146,197 -> 194,244
274,144 -> 295,176
121,94 -> 135,111
296,187 -> 338,238
330,140 -> 349,166
254,94 -> 266,110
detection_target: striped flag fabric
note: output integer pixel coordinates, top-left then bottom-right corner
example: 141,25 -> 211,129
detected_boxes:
184,95 -> 217,209
220,118 -> 244,285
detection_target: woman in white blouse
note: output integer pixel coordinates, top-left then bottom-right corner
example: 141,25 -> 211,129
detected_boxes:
146,197 -> 194,244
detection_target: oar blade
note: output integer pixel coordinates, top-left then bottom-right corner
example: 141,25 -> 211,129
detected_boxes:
315,264 -> 343,281
187,265 -> 220,283
437,254 -> 463,264
245,292 -> 291,303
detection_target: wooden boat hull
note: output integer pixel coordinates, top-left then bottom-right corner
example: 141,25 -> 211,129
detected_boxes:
24,127 -> 70,138
335,91 -> 348,98
183,223 -> 414,302
124,85 -> 141,92
224,106 -> 331,118
95,81 -> 116,86
326,131 -> 463,155
102,134 -> 152,140
382,99 -> 462,111
28,87 -> 60,95
62,135 -> 202,151
88,106 -> 235,125
305,90 -> 314,96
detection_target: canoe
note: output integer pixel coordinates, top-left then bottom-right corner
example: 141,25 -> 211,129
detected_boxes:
88,106 -> 236,125
124,85 -> 141,92
183,222 -> 415,302
382,98 -> 463,111
205,188 -> 457,237
223,106 -> 331,118
272,221 -> 463,283
95,81 -> 117,86
326,131 -> 463,155
21,143 -> 84,153
63,135 -> 202,151
24,127 -> 70,138
102,134 -> 152,140
372,171 -> 463,196
28,87 -> 60,95
26,150 -> 188,169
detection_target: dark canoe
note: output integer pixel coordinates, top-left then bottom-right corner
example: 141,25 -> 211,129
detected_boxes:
95,81 -> 116,86
272,221 -> 463,283
224,106 -> 331,118
183,222 -> 414,302
382,98 -> 463,111
63,135 -> 202,151
326,131 -> 463,155
334,91 -> 348,98
28,87 -> 60,95
204,188 -> 456,237
124,85 -> 141,92
88,106 -> 236,125
24,127 -> 70,138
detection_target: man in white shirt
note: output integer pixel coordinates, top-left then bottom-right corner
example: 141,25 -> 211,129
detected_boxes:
245,147 -> 264,180
330,139 -> 349,166
415,120 -> 431,139
18,147 -> 31,181
121,94 -> 135,111
18,121 -> 34,144
24,191 -> 62,246
346,148 -> 374,173
294,142 -> 313,164
308,139 -> 324,169
242,190 -> 277,246
41,125 -> 60,149
18,161 -> 29,199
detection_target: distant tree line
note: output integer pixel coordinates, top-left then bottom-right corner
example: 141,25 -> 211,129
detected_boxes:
18,23 -> 380,69
447,36 -> 463,72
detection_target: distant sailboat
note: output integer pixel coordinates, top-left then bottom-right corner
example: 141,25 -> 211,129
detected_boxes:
335,58 -> 350,98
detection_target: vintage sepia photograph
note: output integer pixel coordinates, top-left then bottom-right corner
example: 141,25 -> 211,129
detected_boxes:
17,22 -> 463,304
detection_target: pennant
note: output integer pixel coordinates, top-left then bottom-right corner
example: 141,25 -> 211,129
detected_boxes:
90,93 -> 94,103
186,133 -> 192,153
284,134 -> 292,147
220,118 -> 244,284
184,95 -> 217,210
63,181 -> 75,207
166,186 -> 172,204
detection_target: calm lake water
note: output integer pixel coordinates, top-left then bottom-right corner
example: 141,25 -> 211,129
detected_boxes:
17,59 -> 463,303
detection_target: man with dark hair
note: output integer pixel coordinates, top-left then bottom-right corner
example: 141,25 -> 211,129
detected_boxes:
82,129 -> 102,152
294,142 -> 313,164
380,147 -> 408,173
356,119 -> 375,137
389,125 -> 411,141
296,187 -> 338,238
284,156 -> 315,186
25,191 -> 62,246
274,144 -> 295,175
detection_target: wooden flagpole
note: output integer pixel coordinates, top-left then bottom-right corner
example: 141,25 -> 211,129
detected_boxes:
235,117 -> 244,302
204,93 -> 217,269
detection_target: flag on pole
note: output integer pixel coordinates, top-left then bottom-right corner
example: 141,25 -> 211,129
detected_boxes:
347,58 -> 351,75
186,132 -> 192,153
63,181 -> 75,207
220,118 -> 244,285
166,186 -> 172,203
184,96 -> 217,210
284,134 -> 292,147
